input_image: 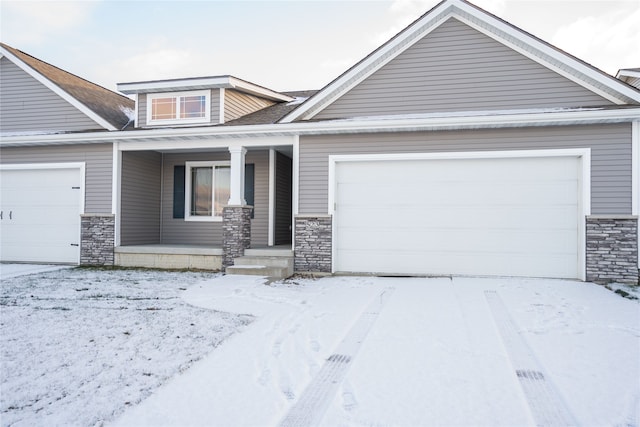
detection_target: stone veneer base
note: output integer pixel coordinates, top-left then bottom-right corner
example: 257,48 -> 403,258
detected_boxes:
80,214 -> 115,266
222,206 -> 252,270
294,215 -> 332,273
586,216 -> 638,285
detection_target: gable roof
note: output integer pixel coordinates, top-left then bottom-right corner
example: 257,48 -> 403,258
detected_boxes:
0,43 -> 134,131
617,68 -> 640,89
280,0 -> 640,123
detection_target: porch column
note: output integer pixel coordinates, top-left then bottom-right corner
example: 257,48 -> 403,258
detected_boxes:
223,146 -> 250,271
228,146 -> 247,206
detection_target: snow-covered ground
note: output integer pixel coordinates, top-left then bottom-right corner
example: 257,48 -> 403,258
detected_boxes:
0,268 -> 252,427
2,269 -> 639,426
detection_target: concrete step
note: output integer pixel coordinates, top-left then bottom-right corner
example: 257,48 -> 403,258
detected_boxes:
245,248 -> 293,257
234,255 -> 293,269
225,264 -> 289,278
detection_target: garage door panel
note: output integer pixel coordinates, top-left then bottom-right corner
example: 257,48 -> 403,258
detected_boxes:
338,227 -> 577,254
339,181 -> 578,208
338,204 -> 578,230
337,248 -> 577,278
334,155 -> 581,279
0,167 -> 82,264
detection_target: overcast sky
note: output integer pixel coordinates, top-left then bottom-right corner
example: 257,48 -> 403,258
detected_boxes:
1,0 -> 639,94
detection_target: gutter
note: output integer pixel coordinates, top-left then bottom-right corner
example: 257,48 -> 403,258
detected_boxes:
2,107 -> 640,147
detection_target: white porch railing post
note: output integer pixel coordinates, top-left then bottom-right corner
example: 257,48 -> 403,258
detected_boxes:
228,146 -> 247,206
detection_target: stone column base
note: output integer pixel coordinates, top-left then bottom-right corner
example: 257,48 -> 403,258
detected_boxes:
222,205 -> 252,270
80,214 -> 115,266
586,216 -> 638,285
294,215 -> 332,273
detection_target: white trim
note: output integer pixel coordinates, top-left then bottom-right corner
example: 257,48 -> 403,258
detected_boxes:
0,46 -> 118,131
112,143 -> 122,246
633,121 -> 639,216
292,136 -> 300,244
146,90 -> 211,126
227,146 -> 247,206
3,108 -> 639,148
280,0 -> 640,123
328,148 -> 590,280
219,88 -> 226,124
133,94 -> 139,128
184,161 -> 230,222
117,75 -> 293,102
268,149 -> 276,246
632,121 -> 640,265
617,69 -> 640,80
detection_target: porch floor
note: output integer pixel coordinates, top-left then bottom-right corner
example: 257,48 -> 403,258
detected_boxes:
113,244 -> 292,271
115,244 -> 222,256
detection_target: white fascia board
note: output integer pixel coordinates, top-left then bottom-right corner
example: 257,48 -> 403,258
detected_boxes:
117,75 -> 293,102
0,46 -> 117,131
452,2 -> 640,105
227,76 -> 294,102
617,69 -> 640,80
117,76 -> 232,94
2,108 -> 639,148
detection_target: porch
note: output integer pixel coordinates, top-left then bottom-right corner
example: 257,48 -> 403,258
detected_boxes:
114,244 -> 293,276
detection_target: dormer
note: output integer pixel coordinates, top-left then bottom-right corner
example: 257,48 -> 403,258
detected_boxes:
117,76 -> 293,128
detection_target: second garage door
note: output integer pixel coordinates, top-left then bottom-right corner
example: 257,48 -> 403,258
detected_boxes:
0,165 -> 83,264
333,153 -> 583,279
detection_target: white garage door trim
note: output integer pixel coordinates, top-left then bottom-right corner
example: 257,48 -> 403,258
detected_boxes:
328,149 -> 591,280
0,162 -> 86,264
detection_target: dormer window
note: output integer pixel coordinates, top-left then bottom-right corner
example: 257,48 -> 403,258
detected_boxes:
147,90 -> 210,125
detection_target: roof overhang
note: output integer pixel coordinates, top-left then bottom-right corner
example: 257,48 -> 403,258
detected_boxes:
280,0 -> 640,123
2,107 -> 639,148
117,75 -> 293,102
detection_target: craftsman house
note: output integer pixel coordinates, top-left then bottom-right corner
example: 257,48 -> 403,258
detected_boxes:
1,0 -> 639,283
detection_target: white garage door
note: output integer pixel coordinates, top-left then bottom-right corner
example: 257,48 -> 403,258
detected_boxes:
334,154 -> 582,279
0,166 -> 83,264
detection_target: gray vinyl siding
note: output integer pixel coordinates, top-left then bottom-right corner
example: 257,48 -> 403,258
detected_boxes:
160,150 -> 269,246
120,151 -> 162,245
0,143 -> 113,213
137,94 -> 147,126
315,18 -> 612,120
224,89 -> 275,123
299,123 -> 632,215
0,57 -> 101,132
136,89 -> 221,127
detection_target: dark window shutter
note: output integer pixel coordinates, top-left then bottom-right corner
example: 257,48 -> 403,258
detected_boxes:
173,165 -> 185,218
245,163 -> 255,219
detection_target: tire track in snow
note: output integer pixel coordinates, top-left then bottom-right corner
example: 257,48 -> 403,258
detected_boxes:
279,287 -> 394,427
485,290 -> 577,426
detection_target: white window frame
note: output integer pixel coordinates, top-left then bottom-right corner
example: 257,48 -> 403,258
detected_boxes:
147,90 -> 211,126
184,161 -> 230,222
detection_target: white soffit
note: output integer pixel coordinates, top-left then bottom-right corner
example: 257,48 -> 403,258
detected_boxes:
0,46 -> 117,131
280,0 -> 640,123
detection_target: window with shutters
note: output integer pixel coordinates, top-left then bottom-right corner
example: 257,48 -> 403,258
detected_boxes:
184,161 -> 230,221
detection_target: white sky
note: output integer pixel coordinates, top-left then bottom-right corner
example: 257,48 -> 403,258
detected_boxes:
1,0 -> 639,93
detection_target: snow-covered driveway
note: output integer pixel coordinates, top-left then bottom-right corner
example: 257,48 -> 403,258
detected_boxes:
113,275 -> 640,427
